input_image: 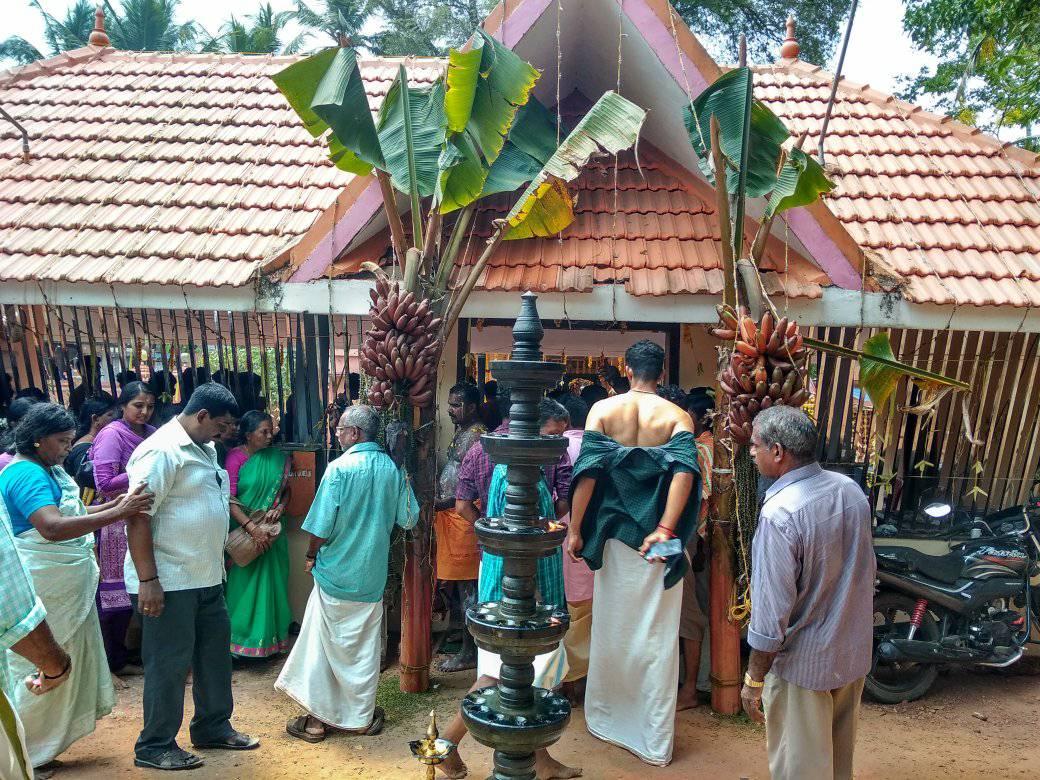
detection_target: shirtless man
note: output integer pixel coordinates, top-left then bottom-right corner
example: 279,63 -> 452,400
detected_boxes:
566,339 -> 700,767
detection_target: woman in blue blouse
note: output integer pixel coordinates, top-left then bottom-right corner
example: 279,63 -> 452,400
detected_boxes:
0,403 -> 151,771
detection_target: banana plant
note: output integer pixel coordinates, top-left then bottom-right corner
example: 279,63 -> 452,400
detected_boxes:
683,66 -> 835,271
273,30 -> 647,693
274,30 -> 644,312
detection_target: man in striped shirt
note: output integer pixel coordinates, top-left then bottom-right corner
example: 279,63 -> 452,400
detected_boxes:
743,406 -> 875,780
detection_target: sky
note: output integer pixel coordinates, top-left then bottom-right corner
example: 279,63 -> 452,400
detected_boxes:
6,0 -> 936,100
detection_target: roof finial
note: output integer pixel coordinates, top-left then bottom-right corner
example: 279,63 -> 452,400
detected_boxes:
779,15 -> 800,60
88,4 -> 111,48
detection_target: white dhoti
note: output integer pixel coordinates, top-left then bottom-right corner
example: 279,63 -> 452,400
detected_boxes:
0,689 -> 32,780
585,539 -> 682,766
275,586 -> 382,730
476,643 -> 568,691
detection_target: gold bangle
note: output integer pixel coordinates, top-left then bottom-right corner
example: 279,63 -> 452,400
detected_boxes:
743,673 -> 765,688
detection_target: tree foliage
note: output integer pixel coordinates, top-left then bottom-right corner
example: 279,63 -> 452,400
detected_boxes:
202,3 -> 295,54
673,0 -> 852,66
1,0 -> 198,63
367,0 -> 493,56
900,0 -> 1039,141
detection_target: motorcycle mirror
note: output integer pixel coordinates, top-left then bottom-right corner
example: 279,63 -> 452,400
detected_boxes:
923,502 -> 952,518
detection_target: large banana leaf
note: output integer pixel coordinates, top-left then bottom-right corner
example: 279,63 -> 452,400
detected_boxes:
467,29 -> 539,167
273,46 -> 384,175
504,91 -> 646,240
444,44 -> 483,133
436,132 -> 487,213
377,75 -> 446,197
766,146 -> 835,217
437,96 -> 557,213
271,47 -> 338,138
684,67 -> 834,218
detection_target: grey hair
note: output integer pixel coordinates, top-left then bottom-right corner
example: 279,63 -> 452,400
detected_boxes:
753,405 -> 818,462
339,405 -> 380,442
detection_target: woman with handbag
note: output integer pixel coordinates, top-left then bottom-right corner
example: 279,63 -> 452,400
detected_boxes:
88,381 -> 156,672
224,410 -> 292,658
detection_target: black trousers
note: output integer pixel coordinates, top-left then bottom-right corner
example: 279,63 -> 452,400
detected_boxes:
131,585 -> 235,758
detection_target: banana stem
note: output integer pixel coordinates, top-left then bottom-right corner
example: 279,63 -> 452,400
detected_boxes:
376,169 -> 408,270
442,224 -> 506,340
710,116 -> 736,309
434,205 -> 475,298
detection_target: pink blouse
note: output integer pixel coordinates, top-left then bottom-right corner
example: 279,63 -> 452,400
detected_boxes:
224,447 -> 249,497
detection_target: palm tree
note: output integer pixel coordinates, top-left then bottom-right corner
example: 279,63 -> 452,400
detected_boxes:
202,3 -> 295,54
104,0 -> 197,52
0,0 -> 94,65
290,0 -> 372,50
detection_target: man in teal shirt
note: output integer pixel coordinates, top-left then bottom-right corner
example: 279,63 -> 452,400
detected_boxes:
276,405 -> 418,744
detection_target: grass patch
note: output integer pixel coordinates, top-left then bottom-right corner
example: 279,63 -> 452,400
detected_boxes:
376,673 -> 453,723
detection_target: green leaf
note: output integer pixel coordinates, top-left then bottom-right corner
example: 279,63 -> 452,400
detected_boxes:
765,147 -> 835,217
436,132 -> 488,213
271,47 -> 340,138
466,29 -> 539,166
310,48 -> 385,171
505,91 -> 647,240
859,333 -> 903,409
803,337 -> 970,389
437,97 -> 556,213
444,41 -> 484,133
327,134 -> 374,175
481,141 -> 543,198
683,67 -> 789,198
377,75 -> 445,198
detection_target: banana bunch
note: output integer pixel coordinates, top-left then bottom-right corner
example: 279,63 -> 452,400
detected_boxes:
711,305 -> 809,445
360,276 -> 442,409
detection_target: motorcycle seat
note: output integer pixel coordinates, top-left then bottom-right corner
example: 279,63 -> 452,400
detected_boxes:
876,547 -> 963,584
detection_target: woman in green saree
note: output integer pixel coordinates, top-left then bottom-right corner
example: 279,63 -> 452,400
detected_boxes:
224,411 -> 292,658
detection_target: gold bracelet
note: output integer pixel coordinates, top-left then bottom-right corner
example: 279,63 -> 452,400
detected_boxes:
743,673 -> 765,688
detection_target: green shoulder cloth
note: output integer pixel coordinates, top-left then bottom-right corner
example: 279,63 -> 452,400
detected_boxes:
569,429 -> 700,589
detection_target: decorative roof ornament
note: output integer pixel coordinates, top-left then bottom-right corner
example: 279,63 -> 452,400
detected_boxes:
88,4 -> 111,48
779,15 -> 800,60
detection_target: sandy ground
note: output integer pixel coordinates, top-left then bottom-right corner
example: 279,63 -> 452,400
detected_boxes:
51,655 -> 1040,780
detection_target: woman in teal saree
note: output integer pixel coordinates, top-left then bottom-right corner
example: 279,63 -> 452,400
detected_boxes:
224,412 -> 292,658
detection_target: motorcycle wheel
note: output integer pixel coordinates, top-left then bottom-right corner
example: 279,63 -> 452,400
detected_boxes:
865,591 -> 940,704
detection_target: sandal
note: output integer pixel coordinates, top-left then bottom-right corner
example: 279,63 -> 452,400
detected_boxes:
133,749 -> 205,771
286,715 -> 326,744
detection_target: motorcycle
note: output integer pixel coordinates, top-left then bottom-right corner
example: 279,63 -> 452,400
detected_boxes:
866,497 -> 1040,703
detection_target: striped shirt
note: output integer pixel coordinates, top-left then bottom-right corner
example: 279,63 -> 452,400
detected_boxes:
124,418 -> 230,593
0,507 -> 46,696
748,462 -> 876,691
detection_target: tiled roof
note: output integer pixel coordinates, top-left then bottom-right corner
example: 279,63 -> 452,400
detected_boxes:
333,140 -> 830,298
0,46 -> 443,287
757,59 -> 1040,308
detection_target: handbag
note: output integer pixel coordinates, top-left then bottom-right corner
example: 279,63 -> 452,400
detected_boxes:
224,504 -> 282,568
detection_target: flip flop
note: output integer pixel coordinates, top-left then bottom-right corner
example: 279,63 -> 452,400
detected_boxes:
133,749 -> 205,771
286,715 -> 326,744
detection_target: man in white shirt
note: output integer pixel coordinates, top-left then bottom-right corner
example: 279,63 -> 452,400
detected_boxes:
126,383 -> 258,771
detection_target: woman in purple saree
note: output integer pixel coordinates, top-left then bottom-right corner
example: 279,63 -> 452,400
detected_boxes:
88,381 -> 156,672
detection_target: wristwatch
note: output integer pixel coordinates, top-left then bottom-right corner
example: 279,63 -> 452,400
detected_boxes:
743,673 -> 764,688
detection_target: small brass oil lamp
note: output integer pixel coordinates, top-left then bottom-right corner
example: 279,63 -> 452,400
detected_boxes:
409,711 -> 457,780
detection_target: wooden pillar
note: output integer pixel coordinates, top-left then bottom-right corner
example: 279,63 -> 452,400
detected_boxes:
400,403 -> 436,692
708,414 -> 743,715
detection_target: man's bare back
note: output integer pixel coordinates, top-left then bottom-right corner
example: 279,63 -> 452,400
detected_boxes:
587,390 -> 694,447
